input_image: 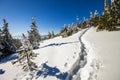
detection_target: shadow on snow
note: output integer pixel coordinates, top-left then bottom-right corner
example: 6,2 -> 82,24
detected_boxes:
40,41 -> 79,49
36,63 -> 68,80
0,69 -> 5,75
0,54 -> 19,64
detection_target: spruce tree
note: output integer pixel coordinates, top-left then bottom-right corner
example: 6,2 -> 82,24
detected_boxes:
92,10 -> 100,27
67,27 -> 73,36
28,17 -> 41,49
60,24 -> 68,37
111,0 -> 120,25
0,29 -> 4,58
51,31 -> 55,38
0,29 -> 3,42
12,34 -> 37,71
13,38 -> 22,49
2,19 -> 16,51
60,24 -> 68,34
48,31 -> 52,39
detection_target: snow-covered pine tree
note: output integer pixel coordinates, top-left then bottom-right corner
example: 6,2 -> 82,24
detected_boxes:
90,10 -> 100,27
60,24 -> 68,37
60,24 -> 68,33
67,27 -> 73,36
0,29 -> 4,43
51,31 -> 55,38
96,12 -> 116,31
12,34 -> 37,71
111,0 -> 120,25
0,19 -> 17,59
2,19 -> 17,51
93,10 -> 100,26
48,31 -> 52,39
28,17 -> 41,49
96,0 -> 118,31
13,38 -> 22,49
0,29 -> 4,58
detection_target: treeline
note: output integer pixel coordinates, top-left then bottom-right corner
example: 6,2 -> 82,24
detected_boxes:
59,0 -> 120,37
59,18 -> 89,38
90,0 -> 120,31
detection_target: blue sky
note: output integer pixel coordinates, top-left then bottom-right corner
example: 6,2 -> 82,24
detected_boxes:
0,0 -> 106,36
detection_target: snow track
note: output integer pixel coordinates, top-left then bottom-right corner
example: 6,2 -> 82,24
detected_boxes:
66,28 -> 89,80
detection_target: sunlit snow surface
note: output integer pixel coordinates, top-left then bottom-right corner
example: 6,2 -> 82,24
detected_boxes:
0,27 -> 120,80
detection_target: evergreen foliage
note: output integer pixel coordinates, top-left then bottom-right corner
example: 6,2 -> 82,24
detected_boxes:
51,31 -> 55,38
60,24 -> 68,34
92,0 -> 120,31
12,34 -> 37,71
67,28 -> 73,36
0,19 -> 17,59
13,38 -> 22,49
28,17 -> 41,49
48,31 -> 52,39
60,24 -> 68,37
111,0 -> 120,25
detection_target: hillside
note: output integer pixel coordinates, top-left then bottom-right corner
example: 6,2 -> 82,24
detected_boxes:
82,27 -> 120,80
0,27 -> 120,80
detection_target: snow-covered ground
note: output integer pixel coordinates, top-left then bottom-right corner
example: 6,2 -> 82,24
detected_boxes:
0,27 -> 120,80
82,27 -> 120,80
32,29 -> 86,80
0,54 -> 25,80
0,29 -> 88,80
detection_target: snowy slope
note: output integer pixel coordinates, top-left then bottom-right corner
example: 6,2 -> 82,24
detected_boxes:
0,54 -> 24,80
82,27 -> 120,80
32,29 -> 87,80
0,29 -> 87,80
1,27 -> 119,80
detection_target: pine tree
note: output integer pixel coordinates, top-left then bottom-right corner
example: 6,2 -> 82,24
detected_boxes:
111,0 -> 120,25
13,38 -> 22,49
90,10 -> 100,27
96,0 -> 118,32
0,29 -> 4,58
51,31 -> 55,38
12,34 -> 37,71
28,17 -> 41,49
60,24 -> 68,34
2,19 -> 16,51
0,29 -> 3,42
48,31 -> 52,39
2,19 -> 17,51
60,24 -> 68,37
96,13 -> 116,31
67,27 -> 73,36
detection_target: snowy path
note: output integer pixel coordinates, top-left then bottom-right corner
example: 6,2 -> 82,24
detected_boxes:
66,28 -> 89,80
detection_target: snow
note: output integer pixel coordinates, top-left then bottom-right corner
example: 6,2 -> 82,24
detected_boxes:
34,32 -> 81,72
0,29 -> 87,80
32,29 -> 87,80
0,27 -> 120,80
0,54 -> 24,80
82,27 -> 120,80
